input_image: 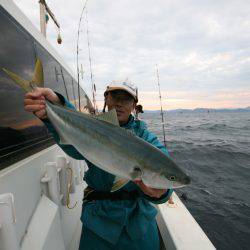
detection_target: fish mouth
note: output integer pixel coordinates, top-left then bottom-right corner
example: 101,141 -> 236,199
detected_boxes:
173,183 -> 187,188
183,176 -> 191,185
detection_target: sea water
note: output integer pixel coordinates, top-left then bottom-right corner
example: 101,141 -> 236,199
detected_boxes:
141,110 -> 250,250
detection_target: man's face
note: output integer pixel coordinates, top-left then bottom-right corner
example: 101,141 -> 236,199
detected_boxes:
105,90 -> 136,125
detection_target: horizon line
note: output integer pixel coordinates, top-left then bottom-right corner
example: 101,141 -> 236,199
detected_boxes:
142,106 -> 250,112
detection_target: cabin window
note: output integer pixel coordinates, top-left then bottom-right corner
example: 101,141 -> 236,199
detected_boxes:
0,7 -> 52,169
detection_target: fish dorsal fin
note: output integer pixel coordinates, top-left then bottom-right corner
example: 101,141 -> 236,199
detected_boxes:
2,68 -> 31,92
94,109 -> 119,126
111,176 -> 129,192
123,127 -> 136,136
31,59 -> 44,87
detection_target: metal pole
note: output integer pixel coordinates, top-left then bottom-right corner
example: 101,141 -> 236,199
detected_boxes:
39,1 -> 46,37
40,0 -> 60,29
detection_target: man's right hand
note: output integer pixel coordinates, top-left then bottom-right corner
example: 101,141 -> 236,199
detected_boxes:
24,87 -> 61,119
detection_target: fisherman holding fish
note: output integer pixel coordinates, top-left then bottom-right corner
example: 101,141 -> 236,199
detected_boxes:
23,81 -> 188,250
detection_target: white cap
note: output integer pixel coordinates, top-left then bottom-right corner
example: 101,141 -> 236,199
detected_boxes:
104,80 -> 138,102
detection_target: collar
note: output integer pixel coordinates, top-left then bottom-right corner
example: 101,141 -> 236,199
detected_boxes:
120,114 -> 135,129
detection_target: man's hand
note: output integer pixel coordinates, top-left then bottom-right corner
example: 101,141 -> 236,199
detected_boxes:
24,87 -> 61,119
134,180 -> 167,198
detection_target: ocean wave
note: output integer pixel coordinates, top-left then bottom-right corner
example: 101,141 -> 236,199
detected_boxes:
167,141 -> 250,158
202,189 -> 213,195
166,123 -> 250,133
224,201 -> 250,208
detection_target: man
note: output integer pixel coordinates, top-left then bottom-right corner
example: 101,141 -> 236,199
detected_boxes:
24,81 -> 173,250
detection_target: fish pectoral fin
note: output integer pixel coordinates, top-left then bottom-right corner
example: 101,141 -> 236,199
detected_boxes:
94,109 -> 119,126
31,59 -> 44,87
111,177 -> 129,192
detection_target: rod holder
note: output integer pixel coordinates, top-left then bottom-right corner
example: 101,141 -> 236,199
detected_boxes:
42,162 -> 61,206
68,161 -> 76,193
57,156 -> 68,206
71,160 -> 81,185
79,160 -> 86,183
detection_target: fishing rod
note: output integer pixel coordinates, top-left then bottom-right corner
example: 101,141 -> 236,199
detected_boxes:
76,0 -> 89,111
85,8 -> 98,112
156,64 -> 167,148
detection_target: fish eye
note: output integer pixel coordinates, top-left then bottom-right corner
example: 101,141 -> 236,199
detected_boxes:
134,166 -> 141,173
169,176 -> 176,181
131,166 -> 142,179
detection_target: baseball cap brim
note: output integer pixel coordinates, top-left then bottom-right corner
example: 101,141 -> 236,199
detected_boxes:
105,86 -> 138,102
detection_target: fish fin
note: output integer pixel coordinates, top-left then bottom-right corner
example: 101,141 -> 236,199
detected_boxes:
111,177 -> 129,192
59,134 -> 70,145
123,128 -> 136,136
94,109 -> 119,126
31,59 -> 44,87
2,68 -> 31,92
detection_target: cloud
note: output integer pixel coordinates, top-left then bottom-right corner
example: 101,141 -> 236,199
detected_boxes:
13,0 -> 250,109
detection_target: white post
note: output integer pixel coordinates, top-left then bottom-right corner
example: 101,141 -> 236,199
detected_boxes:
57,156 -> 68,206
68,161 -> 76,193
0,193 -> 19,250
46,162 -> 61,206
71,160 -> 81,185
79,160 -> 87,183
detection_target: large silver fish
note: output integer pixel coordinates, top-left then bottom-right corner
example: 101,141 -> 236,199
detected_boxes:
45,101 -> 191,190
2,61 -> 191,191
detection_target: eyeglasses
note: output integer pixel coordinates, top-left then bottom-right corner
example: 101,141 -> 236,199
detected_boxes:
109,91 -> 135,105
109,96 -> 134,105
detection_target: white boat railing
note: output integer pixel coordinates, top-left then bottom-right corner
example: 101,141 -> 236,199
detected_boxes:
156,192 -> 216,250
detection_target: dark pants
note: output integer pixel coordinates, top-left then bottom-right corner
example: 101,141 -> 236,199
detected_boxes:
79,221 -> 160,250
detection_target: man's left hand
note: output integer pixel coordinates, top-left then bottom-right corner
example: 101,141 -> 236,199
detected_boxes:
134,180 -> 166,198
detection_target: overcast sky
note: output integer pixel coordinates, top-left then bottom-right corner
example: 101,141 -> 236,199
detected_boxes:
14,0 -> 250,110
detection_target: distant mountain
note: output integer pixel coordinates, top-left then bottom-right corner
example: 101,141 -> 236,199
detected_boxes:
144,107 -> 250,112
